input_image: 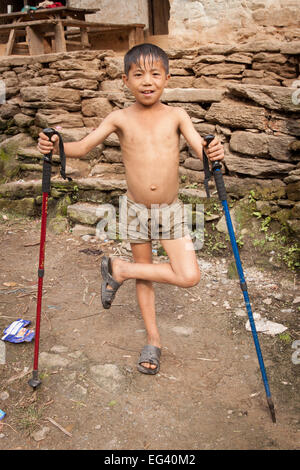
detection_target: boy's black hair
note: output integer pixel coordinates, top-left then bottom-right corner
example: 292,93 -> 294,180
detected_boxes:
124,43 -> 169,76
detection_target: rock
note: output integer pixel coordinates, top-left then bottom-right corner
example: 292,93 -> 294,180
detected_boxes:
67,202 -> 101,225
49,58 -> 100,71
286,181 -> 300,201
21,86 -> 81,104
31,427 -> 50,442
205,101 -> 267,130
216,212 -> 235,233
227,84 -> 300,113
13,113 -> 34,127
224,145 -> 294,178
50,345 -> 68,354
172,326 -> 194,336
227,261 -> 239,279
39,352 -> 70,368
234,308 -> 246,317
58,79 -> 98,90
245,313 -> 287,336
162,88 -> 225,103
48,217 -> 69,234
90,364 -> 125,392
0,197 -> 36,216
194,63 -> 245,76
81,97 -> 113,118
281,41 -> 300,55
183,157 -> 203,171
287,219 -> 300,235
230,131 -> 269,156
35,111 -> 84,129
291,202 -> 300,218
0,391 -> 9,400
71,224 -> 96,237
102,148 -> 123,163
168,76 -> 195,88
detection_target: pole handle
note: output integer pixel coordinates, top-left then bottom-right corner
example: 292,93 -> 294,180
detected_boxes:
203,134 -> 227,202
41,128 -> 55,194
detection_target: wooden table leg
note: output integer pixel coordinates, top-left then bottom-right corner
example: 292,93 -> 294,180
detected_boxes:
128,26 -> 144,48
26,26 -> 44,55
54,21 -> 66,52
80,27 -> 90,49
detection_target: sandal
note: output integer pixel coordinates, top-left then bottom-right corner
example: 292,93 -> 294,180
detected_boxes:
100,256 -> 122,309
137,345 -> 161,375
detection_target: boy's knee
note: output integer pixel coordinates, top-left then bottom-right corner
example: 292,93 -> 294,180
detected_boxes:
180,268 -> 201,288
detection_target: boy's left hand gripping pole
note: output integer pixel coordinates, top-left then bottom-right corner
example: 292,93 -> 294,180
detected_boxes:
28,128 -> 56,390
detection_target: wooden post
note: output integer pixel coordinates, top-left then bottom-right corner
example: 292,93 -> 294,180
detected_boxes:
26,26 -> 44,55
54,21 -> 66,52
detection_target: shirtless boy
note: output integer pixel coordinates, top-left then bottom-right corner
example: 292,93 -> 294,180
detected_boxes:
38,43 -> 224,375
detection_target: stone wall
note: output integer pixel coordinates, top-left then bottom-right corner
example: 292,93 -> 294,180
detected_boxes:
0,46 -> 299,236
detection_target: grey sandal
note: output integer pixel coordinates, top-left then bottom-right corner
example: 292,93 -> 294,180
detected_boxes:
101,256 -> 122,309
137,345 -> 161,375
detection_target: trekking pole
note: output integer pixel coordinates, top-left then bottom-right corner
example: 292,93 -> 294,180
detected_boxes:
203,134 -> 276,423
28,128 -> 71,390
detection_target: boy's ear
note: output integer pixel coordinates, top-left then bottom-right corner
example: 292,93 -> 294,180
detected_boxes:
122,74 -> 128,86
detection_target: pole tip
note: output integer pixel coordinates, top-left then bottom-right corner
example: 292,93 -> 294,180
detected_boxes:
28,372 -> 42,390
267,397 -> 276,423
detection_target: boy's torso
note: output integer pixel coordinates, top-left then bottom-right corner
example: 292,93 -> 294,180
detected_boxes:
113,103 -> 182,208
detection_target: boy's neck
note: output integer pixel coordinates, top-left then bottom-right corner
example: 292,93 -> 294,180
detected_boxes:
133,100 -> 164,112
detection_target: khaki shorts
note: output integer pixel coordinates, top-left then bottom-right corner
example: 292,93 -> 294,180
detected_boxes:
118,194 -> 190,244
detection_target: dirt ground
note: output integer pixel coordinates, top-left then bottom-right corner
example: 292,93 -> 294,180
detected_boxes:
0,214 -> 299,451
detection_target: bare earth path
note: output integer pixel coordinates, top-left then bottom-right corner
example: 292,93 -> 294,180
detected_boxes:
0,216 -> 299,450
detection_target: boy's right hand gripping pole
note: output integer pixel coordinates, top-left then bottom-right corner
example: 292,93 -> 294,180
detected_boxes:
203,134 -> 276,424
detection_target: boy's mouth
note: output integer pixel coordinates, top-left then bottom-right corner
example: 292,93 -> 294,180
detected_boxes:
141,90 -> 154,95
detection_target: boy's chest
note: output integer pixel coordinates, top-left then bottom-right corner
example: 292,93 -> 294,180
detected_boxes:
120,114 -> 179,147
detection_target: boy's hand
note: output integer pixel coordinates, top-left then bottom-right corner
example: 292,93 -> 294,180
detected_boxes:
202,137 -> 224,162
38,131 -> 59,155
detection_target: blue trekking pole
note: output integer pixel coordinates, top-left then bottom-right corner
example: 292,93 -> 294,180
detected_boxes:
203,135 -> 276,423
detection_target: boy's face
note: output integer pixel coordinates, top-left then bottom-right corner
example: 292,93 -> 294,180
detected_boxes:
122,56 -> 170,107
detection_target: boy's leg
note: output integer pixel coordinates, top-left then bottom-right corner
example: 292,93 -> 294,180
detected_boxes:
131,241 -> 160,371
111,235 -> 201,288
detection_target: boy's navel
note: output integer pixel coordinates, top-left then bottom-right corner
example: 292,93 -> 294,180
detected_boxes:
150,185 -> 157,191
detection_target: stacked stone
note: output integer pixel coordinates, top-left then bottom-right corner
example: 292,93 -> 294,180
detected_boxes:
0,44 -> 299,234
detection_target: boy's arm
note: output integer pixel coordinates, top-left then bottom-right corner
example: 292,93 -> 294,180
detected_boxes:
177,108 -> 224,161
38,111 -> 119,158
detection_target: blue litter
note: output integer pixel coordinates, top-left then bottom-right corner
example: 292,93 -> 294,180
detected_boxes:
1,319 -> 35,343
0,409 -> 6,420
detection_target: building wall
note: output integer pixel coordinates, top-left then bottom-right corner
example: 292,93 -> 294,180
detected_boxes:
69,0 -> 300,48
68,0 -> 149,28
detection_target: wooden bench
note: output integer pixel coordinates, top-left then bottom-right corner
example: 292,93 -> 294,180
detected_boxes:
0,7 -> 145,55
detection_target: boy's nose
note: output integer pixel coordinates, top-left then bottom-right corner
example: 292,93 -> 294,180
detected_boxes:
142,73 -> 152,85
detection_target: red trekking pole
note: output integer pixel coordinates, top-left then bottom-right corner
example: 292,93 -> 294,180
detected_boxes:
28,128 -> 70,390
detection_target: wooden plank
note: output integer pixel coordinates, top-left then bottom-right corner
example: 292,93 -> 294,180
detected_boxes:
0,20 -> 58,32
5,28 -> 16,55
26,26 -> 44,55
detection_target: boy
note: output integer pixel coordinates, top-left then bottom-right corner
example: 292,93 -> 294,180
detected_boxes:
38,43 -> 224,375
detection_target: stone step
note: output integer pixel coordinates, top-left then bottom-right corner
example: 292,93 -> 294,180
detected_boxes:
0,177 -> 127,199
